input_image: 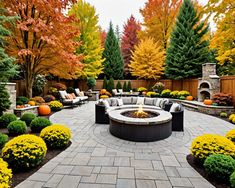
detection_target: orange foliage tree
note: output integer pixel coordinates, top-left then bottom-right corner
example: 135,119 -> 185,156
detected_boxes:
3,0 -> 83,97
140,0 -> 182,50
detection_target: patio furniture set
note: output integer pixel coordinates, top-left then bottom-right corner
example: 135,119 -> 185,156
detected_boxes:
95,97 -> 184,142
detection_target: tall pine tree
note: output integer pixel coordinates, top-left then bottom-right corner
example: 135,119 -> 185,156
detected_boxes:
165,0 -> 210,80
103,22 -> 124,79
0,5 -> 18,115
121,15 -> 141,78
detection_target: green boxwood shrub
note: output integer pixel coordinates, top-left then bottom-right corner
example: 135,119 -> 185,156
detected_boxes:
7,120 -> 27,136
20,113 -> 36,126
220,112 -> 228,118
30,117 -> 52,133
0,113 -> 17,128
16,96 -> 29,104
230,171 -> 235,188
0,133 -> 8,148
66,87 -> 75,94
204,154 -> 235,180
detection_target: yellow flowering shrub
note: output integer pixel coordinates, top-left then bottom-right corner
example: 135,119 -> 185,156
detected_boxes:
178,90 -> 190,97
191,134 -> 235,162
0,158 -> 12,188
226,129 -> 235,144
2,135 -> 47,170
40,124 -> 71,148
49,101 -> 63,111
146,92 -> 156,97
229,114 -> 235,124
170,90 -> 179,98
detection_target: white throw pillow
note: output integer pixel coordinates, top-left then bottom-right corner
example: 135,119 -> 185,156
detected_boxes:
156,98 -> 163,107
136,97 -> 145,105
103,100 -> 110,108
112,89 -> 118,95
59,90 -> 67,99
75,88 -> 80,96
117,98 -> 123,106
170,103 -> 180,112
118,89 -> 123,94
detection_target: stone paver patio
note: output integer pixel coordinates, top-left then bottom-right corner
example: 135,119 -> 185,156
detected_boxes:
16,102 -> 234,188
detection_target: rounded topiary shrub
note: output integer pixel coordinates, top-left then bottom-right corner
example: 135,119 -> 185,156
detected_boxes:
0,133 -> 8,148
2,134 -> 47,170
204,154 -> 235,180
7,120 -> 27,136
40,124 -> 71,148
191,134 -> 235,163
0,113 -> 17,128
226,129 -> 235,144
230,171 -> 235,188
30,117 -> 52,133
20,112 -> 36,126
0,158 -> 12,188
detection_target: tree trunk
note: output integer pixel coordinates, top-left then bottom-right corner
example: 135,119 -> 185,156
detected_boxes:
25,76 -> 34,98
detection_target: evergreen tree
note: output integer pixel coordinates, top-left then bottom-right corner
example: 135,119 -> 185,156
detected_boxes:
115,25 -> 121,45
123,81 -> 127,92
103,22 -> 124,79
165,0 -> 210,80
107,77 -> 114,93
0,6 -> 18,115
127,81 -> 132,91
69,1 -> 104,78
116,81 -> 122,90
103,76 -> 108,89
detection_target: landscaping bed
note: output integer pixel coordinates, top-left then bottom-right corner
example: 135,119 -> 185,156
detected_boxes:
187,154 -> 230,188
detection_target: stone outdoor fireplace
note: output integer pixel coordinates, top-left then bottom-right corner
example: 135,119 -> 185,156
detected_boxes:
198,63 -> 220,102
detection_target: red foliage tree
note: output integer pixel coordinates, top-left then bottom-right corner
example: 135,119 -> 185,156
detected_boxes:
3,0 -> 83,97
121,15 -> 141,78
99,27 -> 107,48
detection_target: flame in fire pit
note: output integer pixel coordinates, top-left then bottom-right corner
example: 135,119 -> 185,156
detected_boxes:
134,104 -> 148,118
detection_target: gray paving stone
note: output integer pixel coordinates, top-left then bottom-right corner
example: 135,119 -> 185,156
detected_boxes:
177,167 -> 201,178
16,180 -> 45,188
135,170 -> 168,180
189,178 -> 214,188
93,166 -> 101,174
96,174 -> 117,184
152,160 -> 164,170
91,147 -> 107,156
117,179 -> 136,188
70,153 -> 91,165
70,166 -> 93,176
52,165 -> 74,175
169,177 -> 193,187
43,174 -> 64,188
114,157 -> 130,166
89,157 -> 114,166
155,180 -> 172,188
56,175 -> 81,188
164,167 -> 180,177
78,183 -> 115,188
131,159 -> 153,170
160,155 -> 180,167
80,174 -> 98,183
28,172 -> 52,182
136,180 -> 156,188
101,167 -> 118,174
118,167 -> 135,179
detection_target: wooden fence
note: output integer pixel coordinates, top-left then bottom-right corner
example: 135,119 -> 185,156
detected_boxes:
13,76 -> 235,105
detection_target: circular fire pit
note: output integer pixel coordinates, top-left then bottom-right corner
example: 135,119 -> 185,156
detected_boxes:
109,107 -> 172,142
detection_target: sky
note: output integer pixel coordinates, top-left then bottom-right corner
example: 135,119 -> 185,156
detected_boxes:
85,0 -> 212,31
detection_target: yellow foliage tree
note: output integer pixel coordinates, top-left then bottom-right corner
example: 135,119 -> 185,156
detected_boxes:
206,0 -> 235,65
129,38 -> 164,80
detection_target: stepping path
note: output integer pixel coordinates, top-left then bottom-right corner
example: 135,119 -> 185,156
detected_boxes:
16,101 -> 234,188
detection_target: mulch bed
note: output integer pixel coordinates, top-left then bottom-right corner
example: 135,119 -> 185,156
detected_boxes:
187,154 -> 230,188
0,111 -> 72,187
11,141 -> 71,187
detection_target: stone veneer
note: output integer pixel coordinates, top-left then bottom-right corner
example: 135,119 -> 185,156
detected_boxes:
198,63 -> 220,102
1,83 -> 16,114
